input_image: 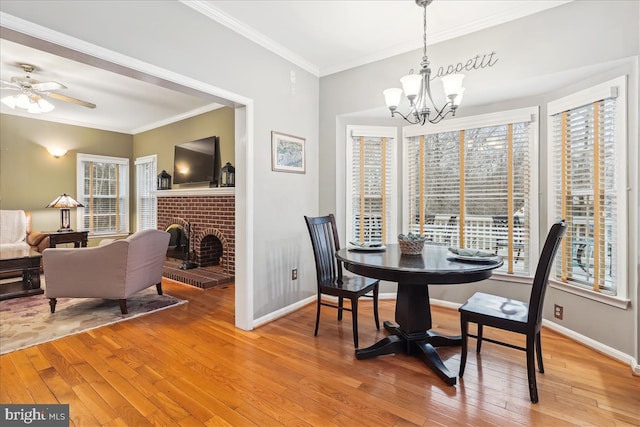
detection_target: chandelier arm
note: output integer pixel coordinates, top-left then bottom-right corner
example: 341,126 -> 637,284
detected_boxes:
390,109 -> 422,125
427,102 -> 457,124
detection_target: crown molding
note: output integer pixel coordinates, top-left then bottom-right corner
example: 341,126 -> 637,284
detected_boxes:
130,102 -> 224,134
321,1 -> 573,76
180,0 -> 320,77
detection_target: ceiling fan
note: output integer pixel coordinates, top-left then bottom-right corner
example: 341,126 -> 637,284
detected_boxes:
1,63 -> 96,113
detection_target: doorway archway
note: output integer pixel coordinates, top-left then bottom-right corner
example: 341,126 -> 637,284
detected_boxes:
1,17 -> 254,330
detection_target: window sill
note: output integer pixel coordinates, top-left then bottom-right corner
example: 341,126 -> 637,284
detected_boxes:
490,271 -> 534,285
549,280 -> 630,309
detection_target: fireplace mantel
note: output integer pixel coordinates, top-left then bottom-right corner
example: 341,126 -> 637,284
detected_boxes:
155,187 -> 235,197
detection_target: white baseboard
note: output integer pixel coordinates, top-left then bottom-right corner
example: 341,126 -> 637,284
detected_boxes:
542,319 -> 640,376
253,295 -> 316,328
254,294 -> 640,376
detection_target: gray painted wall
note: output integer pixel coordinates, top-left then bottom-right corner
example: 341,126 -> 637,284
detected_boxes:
320,0 -> 639,360
1,0 -> 320,319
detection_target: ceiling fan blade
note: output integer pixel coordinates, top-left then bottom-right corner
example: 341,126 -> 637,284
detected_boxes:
0,79 -> 21,90
47,92 -> 96,109
32,81 -> 67,92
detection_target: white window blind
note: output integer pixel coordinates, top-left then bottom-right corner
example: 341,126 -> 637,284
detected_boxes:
135,155 -> 157,231
548,76 -> 626,298
77,153 -> 129,235
346,126 -> 397,245
404,108 -> 537,275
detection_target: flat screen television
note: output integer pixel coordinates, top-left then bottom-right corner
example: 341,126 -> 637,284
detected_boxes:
173,136 -> 221,185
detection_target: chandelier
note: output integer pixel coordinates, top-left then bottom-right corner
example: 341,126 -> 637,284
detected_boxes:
383,0 -> 465,125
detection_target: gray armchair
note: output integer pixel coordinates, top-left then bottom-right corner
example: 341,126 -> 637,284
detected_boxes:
43,229 -> 170,314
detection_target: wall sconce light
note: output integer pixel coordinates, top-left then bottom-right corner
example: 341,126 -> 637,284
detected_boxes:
47,147 -> 68,158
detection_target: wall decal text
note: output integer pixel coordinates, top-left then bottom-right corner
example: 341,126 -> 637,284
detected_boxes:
431,51 -> 498,80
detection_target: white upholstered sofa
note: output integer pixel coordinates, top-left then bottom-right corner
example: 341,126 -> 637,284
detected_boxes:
43,229 -> 170,314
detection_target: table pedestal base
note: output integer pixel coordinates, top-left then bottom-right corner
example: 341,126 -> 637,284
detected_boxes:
355,283 -> 461,385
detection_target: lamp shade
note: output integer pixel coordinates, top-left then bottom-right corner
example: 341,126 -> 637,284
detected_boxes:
47,193 -> 83,232
46,193 -> 84,209
400,74 -> 422,98
383,88 -> 403,110
441,73 -> 465,99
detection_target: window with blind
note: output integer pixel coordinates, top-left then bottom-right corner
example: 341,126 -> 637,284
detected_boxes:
547,76 -> 627,299
135,155 -> 157,231
76,153 -> 129,235
346,126 -> 397,245
403,107 -> 538,275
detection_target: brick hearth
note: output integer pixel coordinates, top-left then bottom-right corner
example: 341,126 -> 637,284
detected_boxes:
157,188 -> 235,278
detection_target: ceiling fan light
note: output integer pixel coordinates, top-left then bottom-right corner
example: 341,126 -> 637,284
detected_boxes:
14,94 -> 31,109
27,102 -> 42,114
1,96 -> 17,109
37,98 -> 55,113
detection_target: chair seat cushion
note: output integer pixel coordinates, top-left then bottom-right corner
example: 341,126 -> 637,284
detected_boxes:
459,292 -> 529,325
320,275 -> 378,295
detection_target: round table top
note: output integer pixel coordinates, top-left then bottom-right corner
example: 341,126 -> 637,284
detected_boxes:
336,243 -> 503,285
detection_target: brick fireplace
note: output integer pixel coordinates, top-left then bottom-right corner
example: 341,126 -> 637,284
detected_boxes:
157,188 -> 235,279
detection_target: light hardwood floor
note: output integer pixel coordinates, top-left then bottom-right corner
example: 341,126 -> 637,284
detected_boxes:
1,279 -> 638,426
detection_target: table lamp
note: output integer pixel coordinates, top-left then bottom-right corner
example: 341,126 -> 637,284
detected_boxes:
46,193 -> 84,232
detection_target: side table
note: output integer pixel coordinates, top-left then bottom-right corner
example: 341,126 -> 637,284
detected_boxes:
48,231 -> 89,248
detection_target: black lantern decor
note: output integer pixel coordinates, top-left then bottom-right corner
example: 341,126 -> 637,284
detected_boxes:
157,170 -> 172,190
221,162 -> 235,187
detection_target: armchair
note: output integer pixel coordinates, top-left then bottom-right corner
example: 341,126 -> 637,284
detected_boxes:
43,229 -> 170,314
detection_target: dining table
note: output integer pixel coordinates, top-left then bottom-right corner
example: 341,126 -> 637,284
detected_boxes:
336,243 -> 503,386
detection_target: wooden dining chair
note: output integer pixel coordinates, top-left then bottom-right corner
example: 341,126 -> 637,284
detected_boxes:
304,214 -> 380,348
458,220 -> 567,403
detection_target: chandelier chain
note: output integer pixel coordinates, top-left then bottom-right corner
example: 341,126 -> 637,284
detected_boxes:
422,2 -> 427,60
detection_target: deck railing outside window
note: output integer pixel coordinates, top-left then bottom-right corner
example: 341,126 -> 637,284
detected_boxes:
346,126 -> 397,245
403,107 -> 538,276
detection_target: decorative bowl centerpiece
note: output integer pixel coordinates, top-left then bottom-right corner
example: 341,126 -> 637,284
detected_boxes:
398,232 -> 427,255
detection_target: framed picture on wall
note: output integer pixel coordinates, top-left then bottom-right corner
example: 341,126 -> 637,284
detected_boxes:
271,131 -> 305,174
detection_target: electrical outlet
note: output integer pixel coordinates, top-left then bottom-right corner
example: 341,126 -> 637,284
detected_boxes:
554,304 -> 563,320
291,268 -> 298,280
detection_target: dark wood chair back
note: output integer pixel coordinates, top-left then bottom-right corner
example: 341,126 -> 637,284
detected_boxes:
529,220 -> 567,328
305,214 -> 343,286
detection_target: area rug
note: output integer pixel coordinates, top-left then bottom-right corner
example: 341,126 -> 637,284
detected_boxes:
0,287 -> 187,355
